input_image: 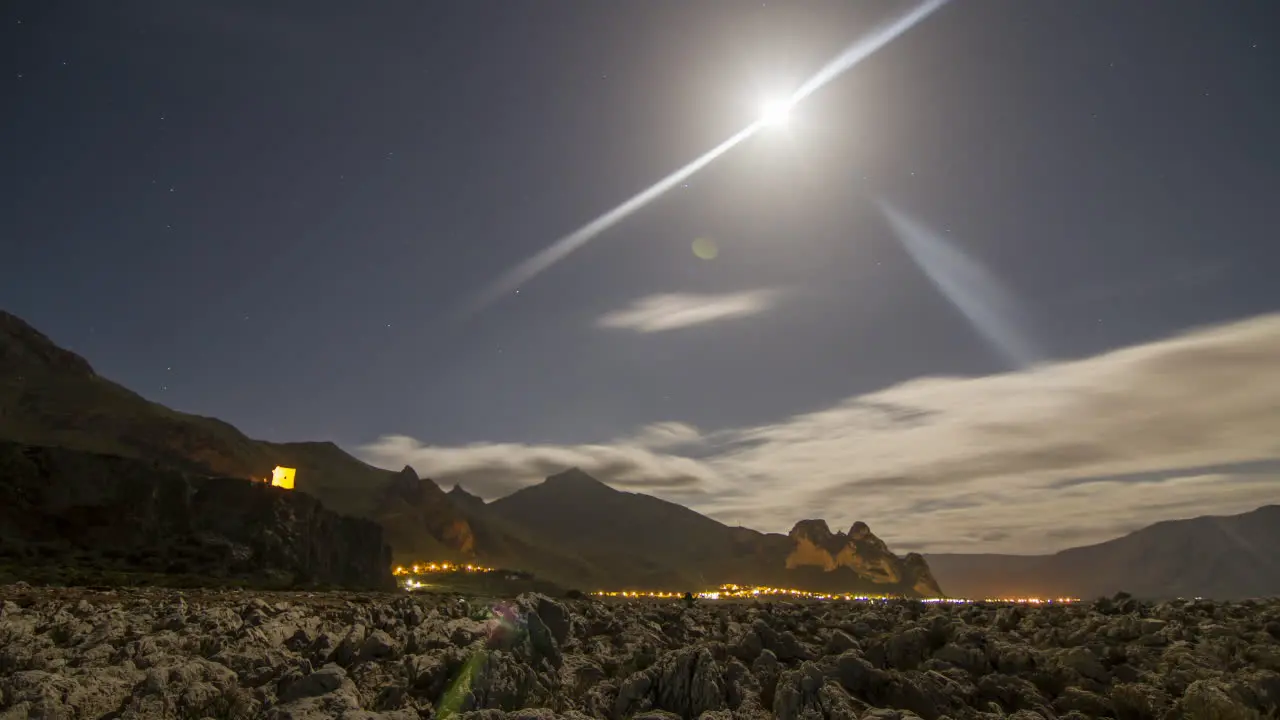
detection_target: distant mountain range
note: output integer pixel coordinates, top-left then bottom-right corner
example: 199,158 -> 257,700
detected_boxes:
925,504 -> 1280,600
2,309 -> 1276,599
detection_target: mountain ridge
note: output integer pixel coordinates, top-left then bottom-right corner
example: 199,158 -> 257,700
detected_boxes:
925,504 -> 1280,600
477,467 -> 944,595
0,310 -> 481,563
2,309 -> 940,594
7,308 -> 1276,599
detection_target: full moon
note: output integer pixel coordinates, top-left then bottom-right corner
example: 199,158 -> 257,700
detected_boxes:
759,98 -> 793,127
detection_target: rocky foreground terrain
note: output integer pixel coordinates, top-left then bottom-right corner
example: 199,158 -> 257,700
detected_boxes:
1,585 -> 1278,720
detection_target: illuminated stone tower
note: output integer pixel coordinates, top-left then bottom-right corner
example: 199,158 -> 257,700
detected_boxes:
270,466 -> 296,490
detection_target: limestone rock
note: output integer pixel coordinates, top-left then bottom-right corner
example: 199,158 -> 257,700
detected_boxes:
0,586 -> 1276,719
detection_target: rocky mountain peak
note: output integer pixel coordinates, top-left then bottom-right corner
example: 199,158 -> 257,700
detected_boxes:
389,465 -> 423,501
788,520 -> 843,556
902,552 -> 944,597
544,467 -> 611,491
0,311 -> 96,378
786,517 -> 943,596
790,519 -> 833,537
447,484 -> 486,512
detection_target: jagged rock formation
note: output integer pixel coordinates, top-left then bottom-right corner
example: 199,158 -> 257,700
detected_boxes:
480,468 -> 945,597
786,520 -> 943,597
0,442 -> 394,590
902,552 -> 944,599
447,483 -> 488,513
374,466 -> 477,564
787,520 -> 900,581
3,587 -> 1278,719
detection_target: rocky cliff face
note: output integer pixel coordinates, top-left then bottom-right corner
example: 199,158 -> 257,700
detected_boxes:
0,441 -> 394,590
786,519 -> 943,596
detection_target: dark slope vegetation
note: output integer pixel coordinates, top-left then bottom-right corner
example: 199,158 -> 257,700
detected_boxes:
0,441 -> 394,589
0,311 -> 398,512
0,310 -> 507,572
926,504 -> 1280,600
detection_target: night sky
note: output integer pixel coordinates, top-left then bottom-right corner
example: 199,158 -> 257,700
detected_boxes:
5,1 -> 1279,553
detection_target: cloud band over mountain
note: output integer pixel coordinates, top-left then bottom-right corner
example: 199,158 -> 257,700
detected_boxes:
361,312 -> 1280,554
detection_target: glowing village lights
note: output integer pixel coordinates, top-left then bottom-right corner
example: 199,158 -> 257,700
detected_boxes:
589,584 -> 1079,605
393,561 -> 496,577
389,567 -> 1082,605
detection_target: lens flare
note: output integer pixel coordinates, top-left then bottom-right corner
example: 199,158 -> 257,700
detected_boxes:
692,237 -> 719,260
456,0 -> 952,321
876,198 -> 1041,369
437,600 -> 525,716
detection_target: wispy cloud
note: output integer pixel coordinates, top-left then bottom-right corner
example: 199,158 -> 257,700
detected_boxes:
613,421 -> 705,450
359,435 -> 724,501
596,290 -> 781,333
359,313 -> 1280,554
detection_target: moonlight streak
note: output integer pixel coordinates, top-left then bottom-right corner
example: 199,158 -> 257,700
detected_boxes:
455,0 -> 952,322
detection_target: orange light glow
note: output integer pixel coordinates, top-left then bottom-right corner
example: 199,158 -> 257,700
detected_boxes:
393,561 -> 495,577
590,584 -> 1079,605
